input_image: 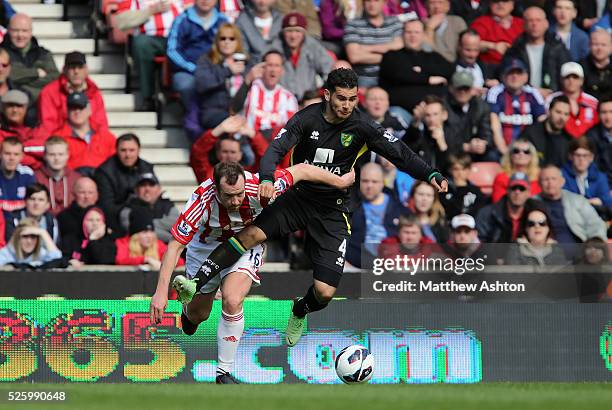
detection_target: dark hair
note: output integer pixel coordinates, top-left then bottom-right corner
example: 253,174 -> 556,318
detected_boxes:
597,97 -> 612,112
423,94 -> 446,110
116,133 -> 141,149
568,137 -> 594,154
300,89 -> 322,104
519,202 -> 554,240
580,237 -> 610,265
262,49 -> 284,63
1,136 -> 23,150
554,0 -> 577,9
458,28 -> 480,44
26,183 -> 50,201
549,94 -> 570,110
324,68 -> 358,92
213,162 -> 245,190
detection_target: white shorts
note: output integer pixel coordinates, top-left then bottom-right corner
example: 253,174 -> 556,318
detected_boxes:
185,242 -> 264,294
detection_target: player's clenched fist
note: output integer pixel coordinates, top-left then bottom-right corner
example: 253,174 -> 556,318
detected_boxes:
150,291 -> 168,324
258,180 -> 276,206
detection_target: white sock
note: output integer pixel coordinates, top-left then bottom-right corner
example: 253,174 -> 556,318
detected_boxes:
217,310 -> 244,375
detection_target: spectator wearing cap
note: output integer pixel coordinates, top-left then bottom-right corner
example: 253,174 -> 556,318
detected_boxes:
166,0 -> 229,106
0,13 -> 59,101
454,29 -> 496,92
0,137 -> 34,212
55,92 -> 116,173
561,137 -> 612,214
487,58 -> 546,154
114,211 -> 182,269
274,0 -> 321,40
94,133 -> 156,230
346,162 -> 403,268
521,94 -> 573,167
440,153 -> 487,220
344,0 -> 404,88
190,115 -> 271,183
118,172 -> 179,243
57,176 -> 100,259
114,0 -> 192,111
0,90 -> 45,170
476,171 -> 536,243
443,213 -> 486,260
580,29 -> 612,101
491,138 -> 541,203
34,137 -> 81,216
587,98 -> 612,188
535,164 -> 607,243
546,62 -> 600,139
469,0 -> 523,68
379,19 -> 455,114
550,0 -> 590,62
502,7 -> 571,98
5,182 -> 60,245
38,51 -> 108,137
422,0 -> 467,63
270,12 -> 333,101
444,70 -> 497,161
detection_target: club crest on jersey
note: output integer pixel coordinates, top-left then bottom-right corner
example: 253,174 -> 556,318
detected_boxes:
340,132 -> 354,147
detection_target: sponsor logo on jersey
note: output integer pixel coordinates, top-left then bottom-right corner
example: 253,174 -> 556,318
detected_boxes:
310,130 -> 320,140
274,128 -> 287,140
340,132 -> 353,147
383,130 -> 398,143
313,148 -> 335,163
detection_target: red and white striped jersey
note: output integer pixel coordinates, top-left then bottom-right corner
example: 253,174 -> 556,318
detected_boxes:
546,91 -> 599,138
129,0 -> 192,38
171,169 -> 293,247
243,79 -> 298,132
218,0 -> 242,23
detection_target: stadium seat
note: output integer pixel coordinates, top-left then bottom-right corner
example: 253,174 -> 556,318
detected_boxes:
153,56 -> 180,130
469,162 -> 502,196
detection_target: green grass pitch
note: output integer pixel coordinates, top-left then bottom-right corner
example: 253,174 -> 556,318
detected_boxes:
0,383 -> 611,410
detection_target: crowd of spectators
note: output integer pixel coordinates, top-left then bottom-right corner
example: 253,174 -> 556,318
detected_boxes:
0,0 -> 609,300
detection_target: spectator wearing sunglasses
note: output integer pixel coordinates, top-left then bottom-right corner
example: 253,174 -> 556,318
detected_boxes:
491,138 -> 541,203
504,204 -> 568,266
0,217 -> 61,267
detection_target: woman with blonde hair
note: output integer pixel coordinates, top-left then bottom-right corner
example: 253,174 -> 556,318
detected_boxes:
0,218 -> 62,267
491,138 -> 541,203
192,23 -> 253,132
405,180 -> 449,243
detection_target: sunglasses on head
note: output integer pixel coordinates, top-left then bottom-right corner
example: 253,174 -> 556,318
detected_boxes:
512,148 -> 531,155
527,219 -> 548,228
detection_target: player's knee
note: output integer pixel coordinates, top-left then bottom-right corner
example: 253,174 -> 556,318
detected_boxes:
314,285 -> 336,303
221,294 -> 244,315
238,226 -> 266,248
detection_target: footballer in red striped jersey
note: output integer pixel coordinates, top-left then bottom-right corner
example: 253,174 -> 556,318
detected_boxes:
150,161 -> 355,383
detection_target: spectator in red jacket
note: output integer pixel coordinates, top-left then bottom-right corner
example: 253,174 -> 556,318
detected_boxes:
0,90 -> 45,169
38,51 -> 108,137
115,211 -> 183,269
34,136 -> 81,216
56,92 -> 116,173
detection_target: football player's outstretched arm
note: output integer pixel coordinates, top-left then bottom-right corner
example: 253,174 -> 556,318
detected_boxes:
287,163 -> 356,190
150,239 -> 186,324
365,122 -> 448,192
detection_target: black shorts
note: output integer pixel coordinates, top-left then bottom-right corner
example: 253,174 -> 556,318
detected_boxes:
253,188 -> 351,287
